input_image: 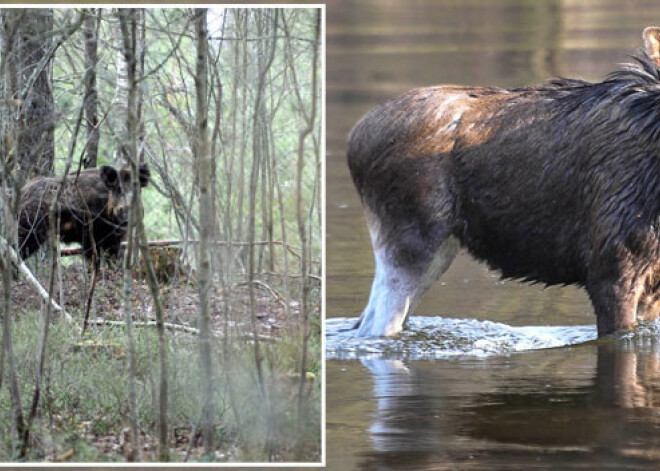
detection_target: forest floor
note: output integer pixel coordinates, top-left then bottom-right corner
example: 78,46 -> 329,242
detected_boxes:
5,259 -> 321,463
13,262 -> 305,339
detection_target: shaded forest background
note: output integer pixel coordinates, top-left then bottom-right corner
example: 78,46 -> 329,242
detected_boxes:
0,7 -> 321,463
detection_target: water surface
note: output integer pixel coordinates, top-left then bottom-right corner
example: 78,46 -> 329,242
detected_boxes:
327,1 -> 660,469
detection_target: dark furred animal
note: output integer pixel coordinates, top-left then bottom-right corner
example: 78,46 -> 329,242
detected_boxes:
348,27 -> 660,338
17,164 -> 150,262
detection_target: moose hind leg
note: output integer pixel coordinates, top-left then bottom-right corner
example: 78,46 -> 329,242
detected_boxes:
587,276 -> 639,336
354,210 -> 459,337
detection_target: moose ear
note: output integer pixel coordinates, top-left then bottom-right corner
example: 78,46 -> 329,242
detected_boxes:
139,163 -> 150,188
100,165 -> 119,189
643,26 -> 660,67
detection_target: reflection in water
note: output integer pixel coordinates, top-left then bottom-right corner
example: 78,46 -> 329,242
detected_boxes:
356,338 -> 660,469
363,360 -> 429,452
362,359 -> 448,471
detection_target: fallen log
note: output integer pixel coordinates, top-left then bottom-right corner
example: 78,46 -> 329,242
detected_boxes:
0,236 -> 72,322
85,318 -> 278,342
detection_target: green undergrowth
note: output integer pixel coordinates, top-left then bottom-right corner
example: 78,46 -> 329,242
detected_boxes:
0,312 -> 321,463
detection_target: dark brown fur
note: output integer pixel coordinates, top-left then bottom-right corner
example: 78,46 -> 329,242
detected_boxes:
17,164 -> 150,263
348,27 -> 660,337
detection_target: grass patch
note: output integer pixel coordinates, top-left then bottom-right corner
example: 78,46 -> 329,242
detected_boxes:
0,310 -> 321,462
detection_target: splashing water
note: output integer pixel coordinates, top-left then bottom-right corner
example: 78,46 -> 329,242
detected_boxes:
326,316 -> 599,360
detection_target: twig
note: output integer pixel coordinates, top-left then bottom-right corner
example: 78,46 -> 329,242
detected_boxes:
87,318 -> 200,334
84,318 -> 278,342
234,280 -> 286,308
81,262 -> 98,336
260,271 -> 321,283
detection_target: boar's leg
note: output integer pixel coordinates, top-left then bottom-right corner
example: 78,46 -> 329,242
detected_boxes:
79,221 -> 102,268
353,208 -> 459,337
587,269 -> 639,336
18,236 -> 42,260
17,211 -> 47,260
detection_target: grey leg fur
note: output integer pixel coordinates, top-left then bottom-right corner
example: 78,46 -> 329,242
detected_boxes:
354,209 -> 459,337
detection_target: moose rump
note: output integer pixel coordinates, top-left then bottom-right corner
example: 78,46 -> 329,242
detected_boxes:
348,27 -> 660,338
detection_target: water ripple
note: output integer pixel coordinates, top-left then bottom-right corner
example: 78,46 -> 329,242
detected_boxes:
326,316 -> 598,360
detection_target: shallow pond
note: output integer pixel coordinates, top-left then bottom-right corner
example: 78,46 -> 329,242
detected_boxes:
326,1 -> 660,469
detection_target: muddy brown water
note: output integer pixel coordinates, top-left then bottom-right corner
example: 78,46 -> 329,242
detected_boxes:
326,1 -> 660,469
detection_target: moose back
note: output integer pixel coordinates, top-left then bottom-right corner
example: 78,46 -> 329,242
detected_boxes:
348,27 -> 660,338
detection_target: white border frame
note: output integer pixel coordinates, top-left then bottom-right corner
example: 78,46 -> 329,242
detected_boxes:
0,3 -> 326,468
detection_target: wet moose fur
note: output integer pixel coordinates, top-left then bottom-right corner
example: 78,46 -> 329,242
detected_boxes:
17,164 -> 150,263
348,27 -> 660,338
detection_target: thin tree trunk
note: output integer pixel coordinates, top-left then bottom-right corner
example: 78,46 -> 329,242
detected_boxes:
258,123 -> 267,273
220,10 -> 242,433
136,9 -> 147,164
295,8 -> 320,432
226,9 -> 240,247
0,65 -> 24,448
208,14 -> 224,262
249,11 -> 279,460
121,205 -> 141,461
122,8 -> 171,461
0,256 -> 24,458
248,8 -> 278,398
137,202 -> 169,462
235,11 -> 248,269
193,7 -> 216,456
113,9 -> 130,165
270,135 -> 292,335
23,103 -> 85,454
82,8 -> 99,168
118,9 -> 142,461
266,118 -> 275,274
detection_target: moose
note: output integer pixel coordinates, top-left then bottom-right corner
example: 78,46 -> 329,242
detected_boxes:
17,164 -> 150,264
348,27 -> 660,338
